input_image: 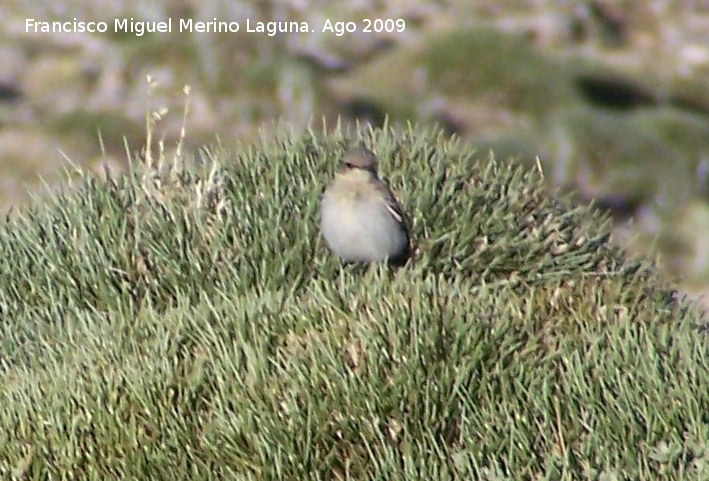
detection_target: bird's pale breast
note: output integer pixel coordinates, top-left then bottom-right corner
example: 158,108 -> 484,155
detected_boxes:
320,176 -> 407,263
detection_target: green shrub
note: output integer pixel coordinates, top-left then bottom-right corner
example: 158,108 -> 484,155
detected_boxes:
0,123 -> 706,480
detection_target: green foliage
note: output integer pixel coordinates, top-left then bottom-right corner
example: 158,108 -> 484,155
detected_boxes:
0,124 -> 706,480
329,26 -> 581,122
546,106 -> 702,210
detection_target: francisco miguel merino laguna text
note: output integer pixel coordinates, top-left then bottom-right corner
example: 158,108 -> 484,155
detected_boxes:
25,18 -> 313,36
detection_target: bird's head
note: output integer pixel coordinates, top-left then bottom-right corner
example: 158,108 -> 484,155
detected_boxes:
339,145 -> 379,175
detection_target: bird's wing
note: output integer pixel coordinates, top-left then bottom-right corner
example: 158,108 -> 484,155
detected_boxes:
375,181 -> 407,228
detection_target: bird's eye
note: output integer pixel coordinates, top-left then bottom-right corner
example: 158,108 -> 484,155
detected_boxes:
345,162 -> 354,168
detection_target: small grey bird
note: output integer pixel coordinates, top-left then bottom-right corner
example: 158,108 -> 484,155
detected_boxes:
320,145 -> 410,266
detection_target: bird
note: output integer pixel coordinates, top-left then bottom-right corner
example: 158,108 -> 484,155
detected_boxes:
320,145 -> 410,266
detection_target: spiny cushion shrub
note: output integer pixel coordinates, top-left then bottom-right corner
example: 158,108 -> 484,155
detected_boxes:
0,124 -> 706,480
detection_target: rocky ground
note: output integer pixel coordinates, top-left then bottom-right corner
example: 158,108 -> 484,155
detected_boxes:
1,0 -> 708,305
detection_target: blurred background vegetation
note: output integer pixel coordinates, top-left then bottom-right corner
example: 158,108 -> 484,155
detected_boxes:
1,0 -> 708,303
